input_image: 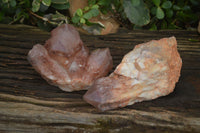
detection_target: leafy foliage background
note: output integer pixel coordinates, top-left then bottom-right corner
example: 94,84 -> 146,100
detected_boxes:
0,0 -> 199,31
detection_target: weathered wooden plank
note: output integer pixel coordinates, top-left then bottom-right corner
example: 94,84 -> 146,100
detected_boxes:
0,24 -> 200,133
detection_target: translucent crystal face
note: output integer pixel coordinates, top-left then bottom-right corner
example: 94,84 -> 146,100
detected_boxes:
28,24 -> 113,92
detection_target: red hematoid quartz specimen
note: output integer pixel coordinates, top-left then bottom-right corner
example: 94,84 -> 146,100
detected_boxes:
84,37 -> 182,111
28,24 -> 113,92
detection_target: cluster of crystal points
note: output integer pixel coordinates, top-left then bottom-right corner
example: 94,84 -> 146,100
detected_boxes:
84,37 -> 182,111
28,24 -> 182,111
28,24 -> 113,92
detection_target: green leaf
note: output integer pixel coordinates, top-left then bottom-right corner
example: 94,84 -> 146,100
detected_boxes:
161,1 -> 172,9
166,9 -> 173,18
149,24 -> 157,31
0,12 -> 4,21
2,0 -> 8,3
76,9 -> 83,16
98,0 -> 108,6
37,19 -> 52,32
51,2 -> 69,10
161,20 -> 167,29
83,8 -> 99,19
168,23 -> 181,29
182,5 -> 191,11
32,0 -> 41,12
85,20 -> 105,28
91,4 -> 99,9
10,0 -> 16,7
19,0 -> 30,7
72,15 -> 80,23
80,18 -> 86,24
51,0 -> 68,4
42,0 -> 51,6
84,6 -> 90,11
40,3 -> 49,12
123,0 -> 150,26
131,0 -> 140,6
152,0 -> 160,7
100,7 -> 108,14
173,5 -> 181,11
176,12 -> 198,22
88,0 -> 96,6
151,6 -> 157,15
156,7 -> 164,19
90,8 -> 99,17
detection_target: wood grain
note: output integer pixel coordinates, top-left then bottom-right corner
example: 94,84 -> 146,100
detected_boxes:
0,24 -> 200,133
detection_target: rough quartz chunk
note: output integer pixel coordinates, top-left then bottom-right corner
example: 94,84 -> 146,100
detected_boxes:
28,24 -> 113,92
84,37 -> 182,111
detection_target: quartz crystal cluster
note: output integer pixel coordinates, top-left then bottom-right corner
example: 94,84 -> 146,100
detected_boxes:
28,24 -> 113,92
28,24 -> 182,111
84,37 -> 182,111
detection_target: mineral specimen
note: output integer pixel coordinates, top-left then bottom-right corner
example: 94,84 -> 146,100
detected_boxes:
84,37 -> 182,111
28,24 -> 113,92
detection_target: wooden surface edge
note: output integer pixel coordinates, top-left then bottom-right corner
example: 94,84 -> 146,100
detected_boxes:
0,24 -> 200,133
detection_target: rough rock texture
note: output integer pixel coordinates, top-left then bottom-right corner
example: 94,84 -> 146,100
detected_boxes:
28,24 -> 113,92
84,37 -> 182,111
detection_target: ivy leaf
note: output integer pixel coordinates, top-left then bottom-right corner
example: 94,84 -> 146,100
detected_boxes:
173,5 -> 181,11
152,0 -> 160,7
85,20 -> 105,28
83,14 -> 91,20
51,2 -> 70,10
72,15 -> 80,23
42,0 -> 51,6
156,7 -> 164,19
100,7 -> 108,14
161,1 -> 172,9
76,9 -> 83,16
123,0 -> 150,26
88,0 -> 96,6
168,23 -> 181,29
84,6 -> 90,11
91,4 -> 99,9
98,0 -> 108,6
131,0 -> 140,6
40,3 -> 49,12
51,0 -> 68,4
89,8 -> 99,17
166,9 -> 173,18
2,0 -> 8,3
182,5 -> 191,11
10,0 -> 17,7
80,18 -> 86,24
32,0 -> 41,12
37,19 -> 52,32
151,6 -> 157,15
83,8 -> 99,19
149,24 -> 157,31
